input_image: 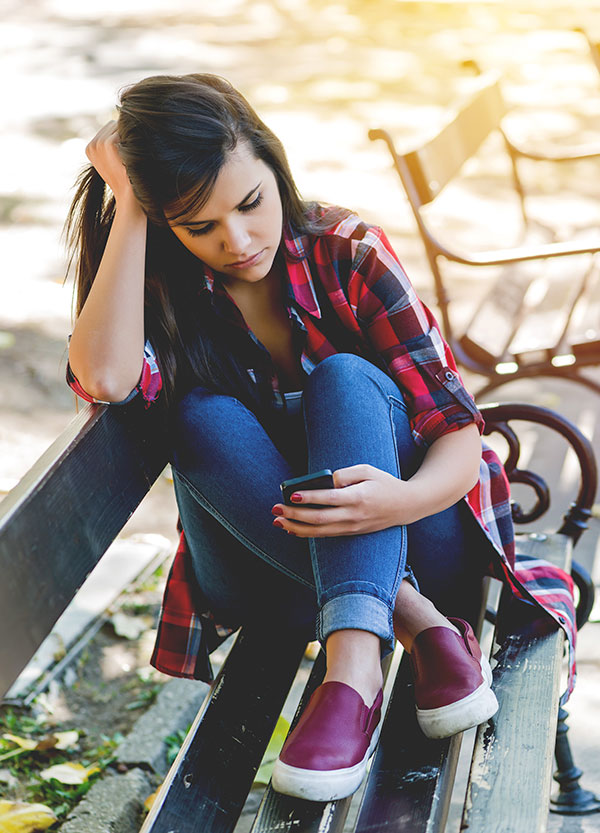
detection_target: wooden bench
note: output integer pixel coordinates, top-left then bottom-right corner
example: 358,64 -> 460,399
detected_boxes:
0,397 -> 598,832
368,74 -> 600,399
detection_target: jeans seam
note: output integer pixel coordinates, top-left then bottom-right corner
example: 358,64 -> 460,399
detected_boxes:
173,469 -> 315,591
387,397 -> 408,608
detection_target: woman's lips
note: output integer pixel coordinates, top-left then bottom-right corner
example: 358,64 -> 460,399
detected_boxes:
227,249 -> 265,268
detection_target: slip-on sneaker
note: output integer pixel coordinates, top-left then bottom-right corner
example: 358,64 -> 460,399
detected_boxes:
272,681 -> 383,801
410,617 -> 498,739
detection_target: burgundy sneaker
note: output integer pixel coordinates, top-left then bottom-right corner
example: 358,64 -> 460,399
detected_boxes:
410,617 -> 498,739
271,681 -> 383,801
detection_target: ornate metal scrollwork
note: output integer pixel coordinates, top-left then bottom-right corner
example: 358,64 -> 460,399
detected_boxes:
479,402 -> 598,545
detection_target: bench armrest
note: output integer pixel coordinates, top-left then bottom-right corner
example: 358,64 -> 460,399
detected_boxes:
425,228 -> 600,267
502,131 -> 600,163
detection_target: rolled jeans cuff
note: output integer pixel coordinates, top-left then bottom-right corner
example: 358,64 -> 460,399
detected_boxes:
318,592 -> 395,655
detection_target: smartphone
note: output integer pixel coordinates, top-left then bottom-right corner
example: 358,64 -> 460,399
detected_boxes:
280,469 -> 335,507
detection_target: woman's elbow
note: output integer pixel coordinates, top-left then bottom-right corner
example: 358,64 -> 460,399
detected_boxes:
71,368 -> 138,403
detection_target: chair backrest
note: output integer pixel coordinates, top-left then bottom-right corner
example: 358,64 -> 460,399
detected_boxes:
397,76 -> 506,208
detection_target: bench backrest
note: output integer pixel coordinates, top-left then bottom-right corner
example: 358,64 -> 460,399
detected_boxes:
0,402 -> 168,700
370,76 -> 506,208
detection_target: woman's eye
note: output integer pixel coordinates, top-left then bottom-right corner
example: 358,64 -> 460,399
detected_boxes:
182,193 -> 263,236
239,193 -> 263,213
185,223 -> 213,237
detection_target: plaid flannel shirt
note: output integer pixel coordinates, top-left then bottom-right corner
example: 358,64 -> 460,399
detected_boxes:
67,210 -> 577,701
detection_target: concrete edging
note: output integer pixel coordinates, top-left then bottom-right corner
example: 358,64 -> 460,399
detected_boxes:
59,677 -> 209,832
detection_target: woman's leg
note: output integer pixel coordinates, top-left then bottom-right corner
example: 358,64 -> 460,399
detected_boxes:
273,354 -> 494,800
173,369 -> 488,672
172,473 -> 317,635
171,387 -> 323,647
300,354 -> 485,696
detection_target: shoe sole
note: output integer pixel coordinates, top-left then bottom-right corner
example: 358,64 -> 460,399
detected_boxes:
271,722 -> 381,802
416,653 -> 498,739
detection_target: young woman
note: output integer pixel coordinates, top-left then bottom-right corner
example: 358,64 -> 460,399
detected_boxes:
65,73 -> 576,803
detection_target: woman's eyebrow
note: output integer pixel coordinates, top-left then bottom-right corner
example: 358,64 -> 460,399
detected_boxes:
179,183 -> 262,227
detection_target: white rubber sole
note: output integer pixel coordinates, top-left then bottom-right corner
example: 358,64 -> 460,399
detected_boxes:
416,654 -> 498,739
271,723 -> 381,802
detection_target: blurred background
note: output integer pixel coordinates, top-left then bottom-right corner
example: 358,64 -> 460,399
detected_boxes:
1,0 -> 599,498
1,1 -> 599,829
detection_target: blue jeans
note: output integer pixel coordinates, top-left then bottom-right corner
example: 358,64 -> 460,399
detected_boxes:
171,354 -> 488,654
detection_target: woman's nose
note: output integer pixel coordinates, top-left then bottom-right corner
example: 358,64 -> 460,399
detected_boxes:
222,220 -> 251,255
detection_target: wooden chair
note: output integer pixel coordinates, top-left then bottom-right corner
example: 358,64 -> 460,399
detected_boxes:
369,74 -> 600,398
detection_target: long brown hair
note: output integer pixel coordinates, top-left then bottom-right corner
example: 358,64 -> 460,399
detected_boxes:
65,73 -> 343,416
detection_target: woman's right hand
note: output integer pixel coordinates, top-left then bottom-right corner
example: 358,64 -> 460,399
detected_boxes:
85,121 -> 137,206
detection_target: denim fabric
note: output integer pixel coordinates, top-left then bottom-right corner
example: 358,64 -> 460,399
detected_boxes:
171,354 -> 488,654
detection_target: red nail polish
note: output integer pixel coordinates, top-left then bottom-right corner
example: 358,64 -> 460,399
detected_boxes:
273,519 -> 284,528
290,493 -> 302,503
272,506 -> 284,516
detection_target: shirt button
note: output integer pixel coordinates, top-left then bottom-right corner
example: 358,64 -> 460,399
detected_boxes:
445,370 -> 455,381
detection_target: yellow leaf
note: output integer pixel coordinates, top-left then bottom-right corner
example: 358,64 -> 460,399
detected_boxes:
53,732 -> 79,751
1,735 -> 38,751
253,716 -> 290,785
143,788 -> 161,812
40,762 -> 100,785
0,799 -> 56,832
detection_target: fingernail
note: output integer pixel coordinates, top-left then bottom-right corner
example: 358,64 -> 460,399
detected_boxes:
272,506 -> 284,516
273,519 -> 284,528
290,493 -> 302,503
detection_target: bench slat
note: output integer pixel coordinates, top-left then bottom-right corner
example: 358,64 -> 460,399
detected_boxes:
354,652 -> 461,833
141,627 -> 308,833
463,533 -> 571,833
0,403 -> 168,699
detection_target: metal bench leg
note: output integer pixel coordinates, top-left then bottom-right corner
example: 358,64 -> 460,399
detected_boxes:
551,707 -> 600,814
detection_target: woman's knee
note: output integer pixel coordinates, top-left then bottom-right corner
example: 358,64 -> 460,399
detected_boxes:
172,387 -> 260,467
305,353 -> 402,404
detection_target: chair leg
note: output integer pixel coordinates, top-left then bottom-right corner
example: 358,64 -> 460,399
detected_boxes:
550,707 -> 600,814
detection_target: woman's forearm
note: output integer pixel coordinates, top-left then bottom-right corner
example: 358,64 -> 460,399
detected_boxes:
68,195 -> 148,402
399,423 -> 482,524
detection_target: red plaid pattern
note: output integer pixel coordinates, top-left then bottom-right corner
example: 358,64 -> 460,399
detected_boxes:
67,210 -> 577,701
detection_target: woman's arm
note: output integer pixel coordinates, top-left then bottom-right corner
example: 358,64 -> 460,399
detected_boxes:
68,122 -> 148,402
271,422 -> 482,538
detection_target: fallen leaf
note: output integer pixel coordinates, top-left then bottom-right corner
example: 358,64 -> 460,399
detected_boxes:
110,612 -> 149,640
40,762 -> 100,785
1,731 -> 73,754
253,716 -> 290,785
1,735 -> 38,751
53,732 -> 79,751
0,799 -> 56,831
304,641 -> 321,661
144,787 -> 161,812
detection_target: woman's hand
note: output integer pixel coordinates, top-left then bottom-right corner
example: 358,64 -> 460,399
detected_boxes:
271,464 -> 413,538
85,121 -> 138,207
270,425 -> 482,539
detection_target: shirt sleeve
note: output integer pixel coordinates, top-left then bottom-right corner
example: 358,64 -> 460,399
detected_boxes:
65,338 -> 163,408
347,224 -> 483,447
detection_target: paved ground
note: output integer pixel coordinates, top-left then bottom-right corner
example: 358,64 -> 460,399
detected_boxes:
1,1 -> 600,830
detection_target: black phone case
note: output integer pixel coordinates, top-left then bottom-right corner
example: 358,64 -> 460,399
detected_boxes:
281,470 -> 335,505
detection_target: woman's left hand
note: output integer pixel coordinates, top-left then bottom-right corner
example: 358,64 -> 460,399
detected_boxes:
271,464 -> 414,538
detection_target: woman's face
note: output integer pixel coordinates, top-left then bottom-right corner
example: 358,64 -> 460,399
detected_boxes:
167,142 -> 283,287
